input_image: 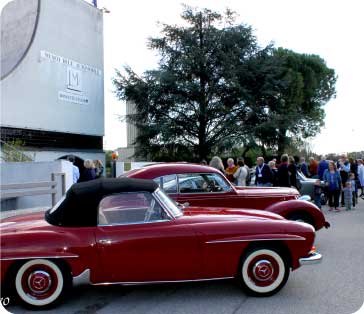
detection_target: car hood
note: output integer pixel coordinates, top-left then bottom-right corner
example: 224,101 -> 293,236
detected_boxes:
181,206 -> 284,222
235,186 -> 299,198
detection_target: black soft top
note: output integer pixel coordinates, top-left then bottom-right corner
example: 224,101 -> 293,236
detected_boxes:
45,178 -> 158,227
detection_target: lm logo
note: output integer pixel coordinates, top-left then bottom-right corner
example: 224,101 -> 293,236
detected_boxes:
67,67 -> 82,92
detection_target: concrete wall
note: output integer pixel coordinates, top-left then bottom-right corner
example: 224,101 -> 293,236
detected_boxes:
0,0 -> 104,136
0,160 -> 73,210
28,149 -> 105,165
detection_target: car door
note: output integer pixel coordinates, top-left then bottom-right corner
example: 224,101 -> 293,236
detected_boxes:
94,191 -> 202,283
175,173 -> 238,207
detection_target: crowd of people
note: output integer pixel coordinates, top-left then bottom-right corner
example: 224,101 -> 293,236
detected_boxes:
67,156 -> 104,183
207,154 -> 364,212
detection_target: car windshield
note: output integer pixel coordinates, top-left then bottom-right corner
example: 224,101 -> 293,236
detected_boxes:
154,188 -> 183,218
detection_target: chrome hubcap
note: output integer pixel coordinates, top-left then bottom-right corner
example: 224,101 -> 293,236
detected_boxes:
252,260 -> 274,282
28,271 -> 52,294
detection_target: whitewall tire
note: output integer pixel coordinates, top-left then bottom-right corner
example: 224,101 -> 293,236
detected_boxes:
14,259 -> 66,308
239,248 -> 289,296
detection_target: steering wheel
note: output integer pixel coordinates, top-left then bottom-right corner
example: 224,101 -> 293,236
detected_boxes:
144,199 -> 156,222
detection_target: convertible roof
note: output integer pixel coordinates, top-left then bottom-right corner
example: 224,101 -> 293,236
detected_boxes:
45,178 -> 158,227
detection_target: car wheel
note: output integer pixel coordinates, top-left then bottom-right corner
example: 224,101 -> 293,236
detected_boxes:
238,248 -> 289,296
14,259 -> 69,309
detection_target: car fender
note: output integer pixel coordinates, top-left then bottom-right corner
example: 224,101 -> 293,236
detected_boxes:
264,200 -> 329,230
0,230 -> 98,283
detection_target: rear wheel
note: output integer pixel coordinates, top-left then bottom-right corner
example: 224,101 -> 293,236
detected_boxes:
238,247 -> 289,296
14,259 -> 69,309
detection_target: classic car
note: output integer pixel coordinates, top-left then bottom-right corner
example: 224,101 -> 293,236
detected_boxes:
249,169 -> 327,204
297,171 -> 327,204
124,163 -> 330,230
0,178 -> 321,309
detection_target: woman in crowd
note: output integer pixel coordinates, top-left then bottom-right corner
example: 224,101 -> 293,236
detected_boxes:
233,158 -> 249,186
94,159 -> 104,178
288,156 -> 298,190
323,161 -> 342,212
80,159 -> 96,182
268,160 -> 279,187
225,158 -> 238,183
209,156 -> 225,174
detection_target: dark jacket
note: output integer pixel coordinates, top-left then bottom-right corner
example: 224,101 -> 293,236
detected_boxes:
277,162 -> 290,187
288,163 -> 298,189
80,168 -> 96,182
255,164 -> 273,184
299,162 -> 309,177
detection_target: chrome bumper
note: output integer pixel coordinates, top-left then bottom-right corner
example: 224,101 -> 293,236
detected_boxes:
299,252 -> 322,266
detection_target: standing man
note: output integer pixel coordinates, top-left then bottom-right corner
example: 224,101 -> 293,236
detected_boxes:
308,157 -> 318,178
255,157 -> 273,187
317,156 -> 329,180
277,154 -> 290,187
299,157 -> 309,177
67,155 -> 80,184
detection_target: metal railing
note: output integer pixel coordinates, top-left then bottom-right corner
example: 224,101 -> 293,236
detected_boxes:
0,173 -> 66,207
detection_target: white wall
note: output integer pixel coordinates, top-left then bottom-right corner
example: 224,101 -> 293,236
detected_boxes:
115,161 -> 157,177
1,0 -> 104,136
29,149 -> 105,165
0,160 -> 73,210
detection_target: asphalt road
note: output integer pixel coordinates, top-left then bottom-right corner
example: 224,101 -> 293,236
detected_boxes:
4,198 -> 364,314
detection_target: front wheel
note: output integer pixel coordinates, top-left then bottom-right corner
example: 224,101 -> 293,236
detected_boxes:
238,248 -> 289,296
14,259 -> 69,309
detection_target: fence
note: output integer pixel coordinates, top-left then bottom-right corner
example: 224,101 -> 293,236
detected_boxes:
0,173 -> 66,208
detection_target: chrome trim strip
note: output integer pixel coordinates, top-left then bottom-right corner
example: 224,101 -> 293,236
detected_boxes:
92,276 -> 234,286
73,269 -> 91,287
0,254 -> 79,261
299,252 -> 322,266
205,237 -> 306,244
98,218 -> 171,228
153,188 -> 180,219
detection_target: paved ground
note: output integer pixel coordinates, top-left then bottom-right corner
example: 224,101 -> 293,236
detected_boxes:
4,198 -> 364,314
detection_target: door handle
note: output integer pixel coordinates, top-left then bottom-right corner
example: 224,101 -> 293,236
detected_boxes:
98,239 -> 112,244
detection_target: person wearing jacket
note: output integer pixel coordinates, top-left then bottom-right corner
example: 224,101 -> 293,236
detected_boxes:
317,156 -> 329,180
277,154 -> 290,187
323,161 -> 342,211
255,157 -> 273,187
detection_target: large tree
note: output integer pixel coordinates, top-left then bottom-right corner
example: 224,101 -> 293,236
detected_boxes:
114,6 -> 336,161
246,48 -> 337,155
113,6 -> 271,160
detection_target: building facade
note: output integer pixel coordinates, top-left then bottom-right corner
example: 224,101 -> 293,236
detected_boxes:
0,0 -> 105,165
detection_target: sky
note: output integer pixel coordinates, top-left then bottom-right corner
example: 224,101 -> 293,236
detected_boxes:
1,0 -> 363,154
98,0 -> 364,155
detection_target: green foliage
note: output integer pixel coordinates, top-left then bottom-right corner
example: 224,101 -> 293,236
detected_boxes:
247,48 -> 337,155
113,6 -> 337,161
0,139 -> 33,162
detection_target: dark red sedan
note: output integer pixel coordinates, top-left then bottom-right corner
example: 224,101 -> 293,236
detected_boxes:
124,163 -> 330,230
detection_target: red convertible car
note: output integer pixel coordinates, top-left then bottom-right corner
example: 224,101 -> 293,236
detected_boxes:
0,178 -> 321,309
125,163 -> 330,230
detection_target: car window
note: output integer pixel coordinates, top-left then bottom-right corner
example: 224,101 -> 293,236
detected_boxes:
153,174 -> 178,193
98,192 -> 170,226
178,173 -> 231,193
